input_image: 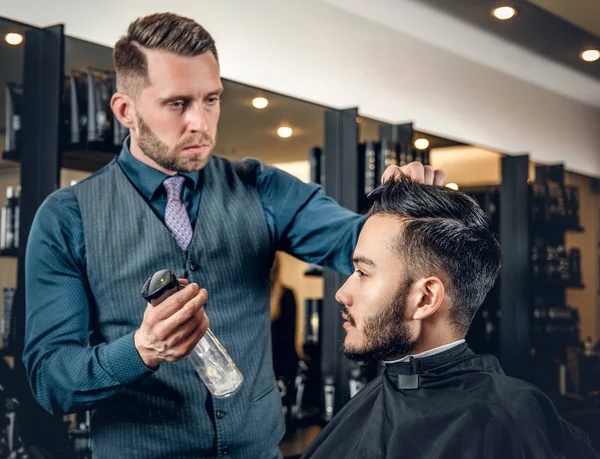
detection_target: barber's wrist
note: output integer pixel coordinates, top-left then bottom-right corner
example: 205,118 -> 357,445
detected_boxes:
97,331 -> 156,384
134,329 -> 161,370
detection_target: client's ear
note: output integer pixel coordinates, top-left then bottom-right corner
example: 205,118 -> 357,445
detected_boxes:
411,277 -> 444,321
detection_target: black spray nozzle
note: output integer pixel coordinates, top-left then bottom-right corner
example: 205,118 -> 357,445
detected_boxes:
140,269 -> 182,302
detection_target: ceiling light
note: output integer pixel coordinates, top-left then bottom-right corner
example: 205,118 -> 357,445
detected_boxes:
580,49 -> 600,62
414,138 -> 430,150
492,6 -> 516,20
277,126 -> 293,138
252,97 -> 269,109
5,33 -> 24,46
446,183 -> 459,191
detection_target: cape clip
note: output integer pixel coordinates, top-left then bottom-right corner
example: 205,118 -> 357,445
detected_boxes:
397,374 -> 420,390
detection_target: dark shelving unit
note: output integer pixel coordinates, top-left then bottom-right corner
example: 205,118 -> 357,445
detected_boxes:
2,21 -> 77,457
459,159 -> 587,387
528,164 -> 585,398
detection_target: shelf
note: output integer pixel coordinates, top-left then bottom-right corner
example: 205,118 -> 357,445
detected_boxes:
533,221 -> 585,234
533,281 -> 585,290
3,148 -> 118,173
62,149 -> 116,173
2,150 -> 19,162
0,248 -> 18,257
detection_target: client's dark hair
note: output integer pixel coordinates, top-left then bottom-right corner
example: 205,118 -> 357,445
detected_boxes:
369,179 -> 501,334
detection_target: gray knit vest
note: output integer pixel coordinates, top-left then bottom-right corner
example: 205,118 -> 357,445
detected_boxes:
74,156 -> 283,459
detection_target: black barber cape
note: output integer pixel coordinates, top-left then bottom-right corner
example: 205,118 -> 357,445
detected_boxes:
302,343 -> 599,459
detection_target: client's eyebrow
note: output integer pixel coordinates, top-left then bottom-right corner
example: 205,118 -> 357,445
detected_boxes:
352,255 -> 377,268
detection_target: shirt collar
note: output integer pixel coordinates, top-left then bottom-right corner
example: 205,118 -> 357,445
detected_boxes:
383,339 -> 466,365
116,137 -> 201,199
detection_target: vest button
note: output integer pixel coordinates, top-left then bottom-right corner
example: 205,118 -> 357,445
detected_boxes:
216,410 -> 225,419
221,446 -> 229,456
189,263 -> 198,271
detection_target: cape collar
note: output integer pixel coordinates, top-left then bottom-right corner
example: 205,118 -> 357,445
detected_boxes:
384,342 -> 471,389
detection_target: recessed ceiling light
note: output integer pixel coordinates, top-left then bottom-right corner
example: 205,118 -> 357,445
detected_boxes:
252,97 -> 269,109
446,183 -> 459,191
414,138 -> 430,150
492,6 -> 516,20
5,33 -> 24,46
277,126 -> 293,138
581,49 -> 600,62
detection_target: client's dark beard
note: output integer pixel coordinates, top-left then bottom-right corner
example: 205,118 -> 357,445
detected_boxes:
343,280 -> 416,362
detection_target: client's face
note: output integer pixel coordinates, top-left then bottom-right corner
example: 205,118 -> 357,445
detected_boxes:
336,215 -> 417,362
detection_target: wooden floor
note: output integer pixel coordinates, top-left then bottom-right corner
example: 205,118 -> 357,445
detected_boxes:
279,425 -> 322,458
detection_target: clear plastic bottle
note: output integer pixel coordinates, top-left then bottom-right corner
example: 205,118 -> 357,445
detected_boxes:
140,269 -> 243,398
187,329 -> 244,397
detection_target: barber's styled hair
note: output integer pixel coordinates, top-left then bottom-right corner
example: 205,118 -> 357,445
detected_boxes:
369,179 -> 501,333
113,12 -> 219,94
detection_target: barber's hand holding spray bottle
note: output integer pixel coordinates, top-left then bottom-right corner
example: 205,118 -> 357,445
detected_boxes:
139,269 -> 243,397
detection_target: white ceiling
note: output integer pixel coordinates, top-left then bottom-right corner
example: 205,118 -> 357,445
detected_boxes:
324,0 -> 600,108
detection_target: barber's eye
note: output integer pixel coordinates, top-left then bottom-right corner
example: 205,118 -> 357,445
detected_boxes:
355,270 -> 366,278
170,101 -> 185,109
206,96 -> 220,105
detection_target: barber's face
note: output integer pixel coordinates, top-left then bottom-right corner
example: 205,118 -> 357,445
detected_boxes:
336,215 -> 417,362
132,49 -> 222,172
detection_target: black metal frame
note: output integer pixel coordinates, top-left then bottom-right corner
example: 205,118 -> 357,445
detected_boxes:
12,22 -> 64,369
498,154 -> 531,379
379,122 -> 413,150
380,122 -> 413,165
7,23 -> 70,454
321,107 -> 359,415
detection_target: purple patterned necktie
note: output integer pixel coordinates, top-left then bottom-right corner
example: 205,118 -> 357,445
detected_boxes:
163,176 -> 193,251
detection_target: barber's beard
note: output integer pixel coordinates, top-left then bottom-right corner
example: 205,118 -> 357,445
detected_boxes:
136,115 -> 215,172
343,280 -> 416,363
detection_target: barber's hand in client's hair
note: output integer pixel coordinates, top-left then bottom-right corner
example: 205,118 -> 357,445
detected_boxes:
381,162 -> 445,186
